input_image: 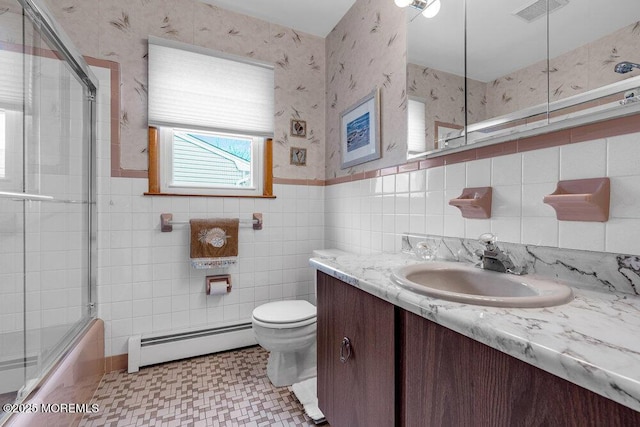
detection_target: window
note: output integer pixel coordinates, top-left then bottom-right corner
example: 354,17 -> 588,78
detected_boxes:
147,37 -> 274,197
159,128 -> 264,196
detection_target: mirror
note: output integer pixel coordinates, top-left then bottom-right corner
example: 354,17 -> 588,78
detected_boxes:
463,0 -> 550,148
406,0 -> 465,157
405,0 -> 640,157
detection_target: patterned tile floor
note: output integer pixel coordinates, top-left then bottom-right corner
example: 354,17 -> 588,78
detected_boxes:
80,346 -> 322,427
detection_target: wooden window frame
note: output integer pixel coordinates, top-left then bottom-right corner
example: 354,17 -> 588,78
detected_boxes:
146,126 -> 274,198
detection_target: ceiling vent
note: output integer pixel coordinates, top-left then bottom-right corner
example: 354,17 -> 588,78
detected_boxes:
513,0 -> 569,23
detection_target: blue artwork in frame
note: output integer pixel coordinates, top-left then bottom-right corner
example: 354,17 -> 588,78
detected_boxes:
340,89 -> 381,169
346,112 -> 370,152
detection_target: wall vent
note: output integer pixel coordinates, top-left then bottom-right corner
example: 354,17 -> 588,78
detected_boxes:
513,0 -> 569,23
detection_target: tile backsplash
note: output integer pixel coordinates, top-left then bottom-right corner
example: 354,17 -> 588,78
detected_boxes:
325,132 -> 640,257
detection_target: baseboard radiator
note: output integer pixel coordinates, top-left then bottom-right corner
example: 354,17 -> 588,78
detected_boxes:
127,322 -> 257,373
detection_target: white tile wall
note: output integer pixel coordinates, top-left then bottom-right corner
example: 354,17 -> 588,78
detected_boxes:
97,177 -> 324,356
326,133 -> 640,257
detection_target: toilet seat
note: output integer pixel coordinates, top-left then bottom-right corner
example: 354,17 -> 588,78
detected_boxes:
252,300 -> 317,329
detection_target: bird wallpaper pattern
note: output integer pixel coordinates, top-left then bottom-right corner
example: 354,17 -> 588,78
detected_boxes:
407,63 -> 487,150
484,20 -> 640,118
325,0 -> 408,179
48,0 -> 326,181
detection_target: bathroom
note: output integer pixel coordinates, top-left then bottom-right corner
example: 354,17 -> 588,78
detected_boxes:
1,0 -> 640,425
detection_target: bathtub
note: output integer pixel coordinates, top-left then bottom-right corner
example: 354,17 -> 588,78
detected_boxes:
4,319 -> 105,427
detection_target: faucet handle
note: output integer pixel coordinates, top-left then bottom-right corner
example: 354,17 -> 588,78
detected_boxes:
415,241 -> 439,261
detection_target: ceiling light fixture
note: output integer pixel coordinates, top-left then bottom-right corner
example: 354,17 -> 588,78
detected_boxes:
394,0 -> 442,19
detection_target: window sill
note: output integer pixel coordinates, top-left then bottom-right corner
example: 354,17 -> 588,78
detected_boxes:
144,192 -> 276,199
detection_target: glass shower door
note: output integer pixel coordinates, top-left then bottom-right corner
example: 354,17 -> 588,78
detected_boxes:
0,0 -> 97,420
22,6 -> 93,390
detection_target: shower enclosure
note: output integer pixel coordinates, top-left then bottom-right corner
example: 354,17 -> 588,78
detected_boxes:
0,0 -> 97,421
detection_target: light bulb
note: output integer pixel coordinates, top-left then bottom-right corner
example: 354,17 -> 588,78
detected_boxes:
394,0 -> 413,7
422,0 -> 441,18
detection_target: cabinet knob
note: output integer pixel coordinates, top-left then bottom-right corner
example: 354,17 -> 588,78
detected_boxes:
340,337 -> 352,363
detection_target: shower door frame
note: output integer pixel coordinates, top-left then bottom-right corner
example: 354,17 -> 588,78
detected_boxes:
0,0 -> 99,410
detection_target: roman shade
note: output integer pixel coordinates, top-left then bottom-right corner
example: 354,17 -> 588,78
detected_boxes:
148,37 -> 274,137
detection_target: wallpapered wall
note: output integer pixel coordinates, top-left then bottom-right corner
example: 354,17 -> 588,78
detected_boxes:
407,64 -> 487,149
324,0 -> 408,180
49,0 -> 326,181
486,21 -> 640,118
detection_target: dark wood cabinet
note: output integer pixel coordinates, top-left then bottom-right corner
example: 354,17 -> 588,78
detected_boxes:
316,272 -> 396,426
317,273 -> 640,426
400,309 -> 640,427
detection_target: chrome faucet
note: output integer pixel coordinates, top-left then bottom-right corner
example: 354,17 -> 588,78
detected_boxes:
477,233 -> 527,275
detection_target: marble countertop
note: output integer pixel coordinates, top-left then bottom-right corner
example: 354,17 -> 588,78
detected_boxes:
310,252 -> 640,412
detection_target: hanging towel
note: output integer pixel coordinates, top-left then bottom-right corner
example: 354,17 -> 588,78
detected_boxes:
190,218 -> 239,260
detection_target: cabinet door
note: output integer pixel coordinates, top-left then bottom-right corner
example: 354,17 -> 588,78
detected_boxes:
317,272 -> 396,426
401,309 -> 640,427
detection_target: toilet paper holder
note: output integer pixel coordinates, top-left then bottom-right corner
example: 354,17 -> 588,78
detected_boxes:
206,274 -> 232,295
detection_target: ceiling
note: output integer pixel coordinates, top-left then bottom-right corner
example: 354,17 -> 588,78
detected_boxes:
199,0 -> 356,38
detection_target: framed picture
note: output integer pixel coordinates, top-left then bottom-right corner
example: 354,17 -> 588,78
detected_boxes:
434,120 -> 463,149
290,147 -> 307,166
290,119 -> 307,138
340,88 -> 381,169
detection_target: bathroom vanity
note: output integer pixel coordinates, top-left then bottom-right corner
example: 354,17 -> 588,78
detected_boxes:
317,272 -> 395,426
313,253 -> 640,426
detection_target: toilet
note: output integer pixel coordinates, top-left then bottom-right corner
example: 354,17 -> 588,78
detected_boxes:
251,249 -> 345,387
252,300 -> 317,387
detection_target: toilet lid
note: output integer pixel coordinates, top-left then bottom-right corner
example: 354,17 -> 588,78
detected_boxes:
252,300 -> 316,324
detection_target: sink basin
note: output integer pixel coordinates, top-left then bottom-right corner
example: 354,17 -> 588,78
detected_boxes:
390,262 -> 574,308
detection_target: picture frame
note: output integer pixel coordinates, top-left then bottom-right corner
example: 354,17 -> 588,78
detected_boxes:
434,120 -> 463,149
290,147 -> 307,166
290,119 -> 307,138
340,88 -> 381,169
